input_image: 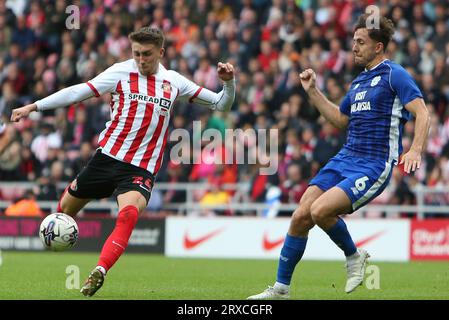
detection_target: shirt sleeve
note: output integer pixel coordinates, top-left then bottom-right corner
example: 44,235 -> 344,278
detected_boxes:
169,70 -> 202,99
169,70 -> 235,111
390,66 -> 423,106
339,92 -> 351,116
86,63 -> 121,96
35,83 -> 94,111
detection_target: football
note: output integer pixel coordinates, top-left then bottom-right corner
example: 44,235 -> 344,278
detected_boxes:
39,213 -> 79,251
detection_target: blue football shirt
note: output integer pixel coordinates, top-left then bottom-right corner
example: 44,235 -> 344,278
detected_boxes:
339,59 -> 423,163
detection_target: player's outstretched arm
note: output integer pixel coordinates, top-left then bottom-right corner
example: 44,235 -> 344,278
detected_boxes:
187,62 -> 235,112
299,69 -> 348,129
10,83 -> 95,123
400,97 -> 430,173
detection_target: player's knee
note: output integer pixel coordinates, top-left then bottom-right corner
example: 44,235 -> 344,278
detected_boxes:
291,207 -> 314,229
310,200 -> 328,224
292,207 -> 311,222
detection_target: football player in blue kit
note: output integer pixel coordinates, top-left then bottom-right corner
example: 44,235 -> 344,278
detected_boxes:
248,13 -> 430,299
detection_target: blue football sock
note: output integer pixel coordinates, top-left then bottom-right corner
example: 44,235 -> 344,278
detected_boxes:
325,217 -> 357,256
276,234 -> 308,285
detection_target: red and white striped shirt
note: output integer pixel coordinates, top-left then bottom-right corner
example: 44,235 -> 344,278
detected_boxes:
36,59 -> 234,176
87,59 -> 206,175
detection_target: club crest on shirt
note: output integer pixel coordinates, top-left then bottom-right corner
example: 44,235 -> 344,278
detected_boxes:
162,82 -> 172,94
371,76 -> 381,87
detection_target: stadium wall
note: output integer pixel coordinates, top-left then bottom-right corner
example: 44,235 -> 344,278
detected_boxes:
165,217 -> 449,262
1,216 -> 449,261
165,217 -> 410,261
0,217 -> 165,253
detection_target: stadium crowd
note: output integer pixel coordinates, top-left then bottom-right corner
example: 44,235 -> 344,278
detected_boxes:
1,0 -> 449,215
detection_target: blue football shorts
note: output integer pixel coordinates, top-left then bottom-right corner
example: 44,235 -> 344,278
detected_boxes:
309,152 -> 394,212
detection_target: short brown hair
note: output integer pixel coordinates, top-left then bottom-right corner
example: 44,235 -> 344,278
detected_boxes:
128,27 -> 165,47
354,14 -> 395,52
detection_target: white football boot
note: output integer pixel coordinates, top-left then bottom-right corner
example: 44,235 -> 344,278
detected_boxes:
345,248 -> 370,293
247,286 -> 290,300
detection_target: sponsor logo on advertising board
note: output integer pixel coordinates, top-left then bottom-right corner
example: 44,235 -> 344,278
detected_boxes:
166,217 -> 410,261
0,217 -> 165,253
410,220 -> 449,260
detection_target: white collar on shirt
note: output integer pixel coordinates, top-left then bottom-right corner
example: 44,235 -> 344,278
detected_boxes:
364,58 -> 388,72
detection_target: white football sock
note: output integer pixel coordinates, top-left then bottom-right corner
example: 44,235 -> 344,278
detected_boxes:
273,281 -> 290,293
347,249 -> 361,260
95,266 -> 107,276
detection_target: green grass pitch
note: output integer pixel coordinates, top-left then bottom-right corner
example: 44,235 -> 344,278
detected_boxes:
0,251 -> 447,300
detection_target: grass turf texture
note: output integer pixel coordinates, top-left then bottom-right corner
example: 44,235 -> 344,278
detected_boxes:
0,251 -> 447,300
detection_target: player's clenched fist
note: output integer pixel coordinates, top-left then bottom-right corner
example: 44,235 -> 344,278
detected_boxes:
10,103 -> 37,122
299,69 -> 316,92
217,62 -> 235,81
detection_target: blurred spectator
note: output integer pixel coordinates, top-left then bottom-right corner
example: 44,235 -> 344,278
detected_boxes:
0,122 -> 21,180
250,168 -> 280,203
419,41 -> 438,75
71,142 -> 93,178
0,0 -> 16,28
4,62 -> 27,95
18,145 -> 40,181
188,0 -> 209,28
0,81 -> 21,119
199,176 -> 231,216
432,19 -> 449,53
403,38 -> 421,69
313,121 -> 344,167
247,72 -> 273,112
146,189 -> 164,214
30,122 -> 62,163
11,15 -> 35,51
169,18 -> 199,54
34,174 -> 58,201
325,38 -> 346,74
413,20 -> 432,49
150,6 -> 172,32
5,189 -> 42,217
163,161 -> 188,205
280,162 -> 307,204
258,40 -> 279,73
207,39 -> 226,66
193,57 -> 219,90
26,1 -> 45,32
389,167 -> 416,206
181,28 -> 202,71
63,107 -> 94,148
421,74 -> 445,117
105,24 -> 129,58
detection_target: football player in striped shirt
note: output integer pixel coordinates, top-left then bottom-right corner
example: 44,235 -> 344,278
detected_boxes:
248,14 -> 430,299
11,27 -> 235,297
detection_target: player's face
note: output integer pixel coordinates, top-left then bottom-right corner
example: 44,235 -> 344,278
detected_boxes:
131,42 -> 165,75
352,28 -> 380,67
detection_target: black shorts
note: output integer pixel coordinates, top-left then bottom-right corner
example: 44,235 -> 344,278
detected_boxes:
68,149 -> 154,203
